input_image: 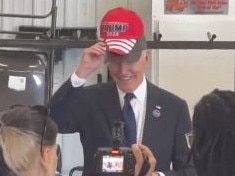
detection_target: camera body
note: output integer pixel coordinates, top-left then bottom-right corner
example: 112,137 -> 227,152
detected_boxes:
94,147 -> 135,176
94,121 -> 135,176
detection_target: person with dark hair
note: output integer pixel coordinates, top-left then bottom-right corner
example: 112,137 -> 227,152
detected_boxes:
190,89 -> 235,176
0,105 -> 58,176
50,6 -> 194,176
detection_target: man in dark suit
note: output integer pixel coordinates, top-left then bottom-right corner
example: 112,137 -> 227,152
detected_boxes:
50,7 -> 194,176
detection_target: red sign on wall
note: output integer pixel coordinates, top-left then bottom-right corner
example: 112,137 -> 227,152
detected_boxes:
164,0 -> 228,14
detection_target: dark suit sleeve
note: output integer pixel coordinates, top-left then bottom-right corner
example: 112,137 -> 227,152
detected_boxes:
143,82 -> 196,176
173,100 -> 191,168
164,100 -> 196,176
49,79 -> 87,133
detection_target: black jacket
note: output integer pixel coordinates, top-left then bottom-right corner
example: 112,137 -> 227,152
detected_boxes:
50,80 -> 195,176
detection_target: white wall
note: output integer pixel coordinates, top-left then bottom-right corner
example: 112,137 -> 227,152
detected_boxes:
152,0 -> 235,115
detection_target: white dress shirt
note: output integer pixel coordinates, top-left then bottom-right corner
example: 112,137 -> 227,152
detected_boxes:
117,77 -> 147,143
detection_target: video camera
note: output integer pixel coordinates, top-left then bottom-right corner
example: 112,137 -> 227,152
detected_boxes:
94,121 -> 135,176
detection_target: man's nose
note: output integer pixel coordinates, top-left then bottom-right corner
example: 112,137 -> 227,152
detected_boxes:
118,62 -> 129,73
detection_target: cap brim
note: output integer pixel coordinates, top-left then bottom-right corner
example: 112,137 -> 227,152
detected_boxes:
106,36 -> 147,62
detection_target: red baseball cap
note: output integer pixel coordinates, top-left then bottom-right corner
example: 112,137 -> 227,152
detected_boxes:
99,7 -> 147,62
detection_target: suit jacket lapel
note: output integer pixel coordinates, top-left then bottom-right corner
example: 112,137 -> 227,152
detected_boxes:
142,82 -> 162,144
101,82 -> 123,129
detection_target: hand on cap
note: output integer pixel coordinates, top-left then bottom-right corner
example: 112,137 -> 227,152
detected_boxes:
132,144 -> 156,176
75,41 -> 106,79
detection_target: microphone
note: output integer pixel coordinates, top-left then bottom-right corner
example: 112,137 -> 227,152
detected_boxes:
112,121 -> 124,148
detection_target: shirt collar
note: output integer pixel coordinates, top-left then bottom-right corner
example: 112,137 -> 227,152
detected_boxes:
117,77 -> 147,105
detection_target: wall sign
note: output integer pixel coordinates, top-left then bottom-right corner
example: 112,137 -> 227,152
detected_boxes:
164,0 -> 228,14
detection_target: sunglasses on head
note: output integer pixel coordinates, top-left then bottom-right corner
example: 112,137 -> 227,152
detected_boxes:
10,105 -> 49,154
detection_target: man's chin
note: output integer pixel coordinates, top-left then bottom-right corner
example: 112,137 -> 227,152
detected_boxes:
117,83 -> 136,93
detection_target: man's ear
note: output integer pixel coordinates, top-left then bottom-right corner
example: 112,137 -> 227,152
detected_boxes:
41,146 -> 52,164
142,50 -> 149,62
146,50 -> 150,60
